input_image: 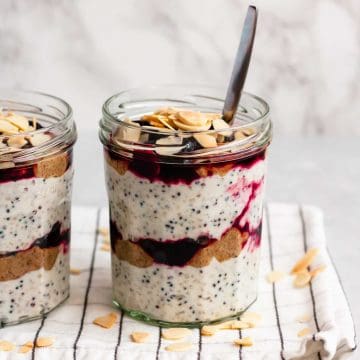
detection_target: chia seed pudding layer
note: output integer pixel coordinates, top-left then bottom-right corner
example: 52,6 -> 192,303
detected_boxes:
0,247 -> 69,326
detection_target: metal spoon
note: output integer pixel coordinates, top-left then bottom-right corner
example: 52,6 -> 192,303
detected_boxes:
222,5 -> 258,125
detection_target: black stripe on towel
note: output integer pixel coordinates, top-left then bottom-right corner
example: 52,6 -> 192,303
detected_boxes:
114,311 -> 124,360
73,209 -> 101,360
265,205 -> 285,360
238,328 -> 242,360
299,205 -> 322,360
31,315 -> 46,360
155,327 -> 162,360
197,328 -> 202,360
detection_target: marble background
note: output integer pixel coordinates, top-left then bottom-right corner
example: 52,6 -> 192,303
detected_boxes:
0,0 -> 359,135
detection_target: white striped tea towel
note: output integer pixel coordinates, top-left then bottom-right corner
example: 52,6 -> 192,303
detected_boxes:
0,204 -> 356,359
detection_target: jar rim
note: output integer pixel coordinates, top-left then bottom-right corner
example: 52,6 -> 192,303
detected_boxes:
0,89 -> 76,164
102,84 -> 270,135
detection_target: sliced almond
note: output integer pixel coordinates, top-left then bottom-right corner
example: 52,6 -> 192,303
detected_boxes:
162,328 -> 192,340
297,327 -> 311,338
296,314 -> 311,323
28,133 -> 52,146
173,118 -> 212,131
293,271 -> 312,288
155,136 -> 183,146
35,337 -> 54,347
157,116 -> 176,131
155,145 -> 185,156
98,227 -> 109,236
7,113 -> 29,131
234,130 -> 247,140
309,265 -> 326,277
241,312 -> 262,327
102,236 -> 110,245
193,133 -> 217,148
70,268 -> 81,275
176,111 -> 208,126
114,119 -> 141,143
100,243 -> 111,252
0,340 -> 15,351
267,270 -> 286,283
291,248 -> 319,274
230,320 -> 251,330
18,341 -> 34,353
131,332 -> 150,343
201,325 -> 218,336
0,120 -> 19,135
242,127 -> 255,136
93,312 -> 118,329
0,161 -> 15,169
212,118 -> 232,136
165,342 -> 193,352
7,136 -> 27,148
234,336 -> 254,347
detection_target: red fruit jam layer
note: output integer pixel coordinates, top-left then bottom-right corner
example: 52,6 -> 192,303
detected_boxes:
0,154 -> 72,184
0,222 -> 70,258
107,148 -> 266,185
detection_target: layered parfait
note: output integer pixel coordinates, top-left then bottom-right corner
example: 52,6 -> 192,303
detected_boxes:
100,89 -> 271,326
0,95 -> 76,327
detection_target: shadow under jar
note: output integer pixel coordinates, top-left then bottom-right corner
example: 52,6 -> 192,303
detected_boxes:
0,90 -> 77,327
99,86 -> 272,327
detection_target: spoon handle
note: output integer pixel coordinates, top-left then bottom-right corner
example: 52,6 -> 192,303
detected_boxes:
223,6 -> 258,124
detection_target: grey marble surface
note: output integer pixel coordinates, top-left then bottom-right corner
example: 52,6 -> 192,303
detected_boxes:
1,0 -> 360,135
73,133 -> 360,351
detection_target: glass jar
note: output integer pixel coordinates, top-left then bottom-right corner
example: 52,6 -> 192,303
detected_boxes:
99,85 -> 271,327
0,90 -> 77,327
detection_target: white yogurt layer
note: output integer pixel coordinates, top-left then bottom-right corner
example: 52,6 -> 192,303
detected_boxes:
0,247 -> 69,326
106,159 -> 266,242
0,168 -> 73,252
112,240 -> 260,323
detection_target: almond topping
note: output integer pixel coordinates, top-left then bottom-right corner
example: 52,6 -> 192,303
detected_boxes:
309,265 -> 326,277
7,136 -> 27,148
35,337 -> 54,347
201,325 -> 218,336
297,327 -> 311,338
234,336 -> 254,347
241,311 -> 262,327
176,111 -> 209,126
291,248 -> 319,274
267,270 -> 286,283
0,340 -> 15,351
293,271 -> 312,288
162,328 -> 192,340
172,118 -> 211,131
230,320 -> 251,329
0,161 -> 15,169
296,314 -> 311,323
27,133 -> 52,147
18,341 -> 34,353
93,312 -> 118,329
114,119 -> 141,142
98,227 -> 109,236
7,113 -> 29,131
193,133 -> 217,148
100,243 -> 111,252
70,268 -> 81,275
131,332 -> 150,343
0,120 -> 19,135
165,342 -> 193,352
212,118 -> 232,136
234,130 -> 247,140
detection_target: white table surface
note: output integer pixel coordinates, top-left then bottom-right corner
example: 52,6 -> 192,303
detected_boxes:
73,132 -> 359,353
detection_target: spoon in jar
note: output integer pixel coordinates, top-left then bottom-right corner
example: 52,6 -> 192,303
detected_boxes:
222,5 -> 258,125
